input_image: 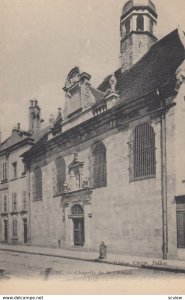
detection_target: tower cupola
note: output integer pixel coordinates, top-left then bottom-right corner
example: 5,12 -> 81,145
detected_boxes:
120,0 -> 158,72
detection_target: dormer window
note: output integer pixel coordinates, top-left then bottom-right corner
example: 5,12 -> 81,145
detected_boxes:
136,15 -> 144,31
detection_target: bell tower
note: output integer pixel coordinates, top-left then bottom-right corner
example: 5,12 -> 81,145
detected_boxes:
120,0 -> 158,72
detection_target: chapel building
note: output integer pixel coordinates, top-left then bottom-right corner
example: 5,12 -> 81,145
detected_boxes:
1,0 -> 185,260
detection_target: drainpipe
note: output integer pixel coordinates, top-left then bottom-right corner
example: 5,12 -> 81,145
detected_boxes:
160,93 -> 168,260
27,160 -> 31,246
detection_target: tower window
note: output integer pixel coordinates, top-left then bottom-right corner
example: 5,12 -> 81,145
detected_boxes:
125,18 -> 130,35
129,123 -> 156,181
150,19 -> 154,34
92,141 -> 107,188
136,15 -> 144,31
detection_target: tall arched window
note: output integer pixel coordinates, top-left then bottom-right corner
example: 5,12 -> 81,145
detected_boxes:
55,157 -> 66,194
132,123 -> 156,180
92,141 -> 107,188
34,167 -> 42,200
13,218 -> 17,237
137,15 -> 144,31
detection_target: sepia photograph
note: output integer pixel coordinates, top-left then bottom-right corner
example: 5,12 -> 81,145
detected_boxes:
0,0 -> 185,296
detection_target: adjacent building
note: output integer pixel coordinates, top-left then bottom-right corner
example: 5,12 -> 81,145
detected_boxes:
0,101 -> 47,245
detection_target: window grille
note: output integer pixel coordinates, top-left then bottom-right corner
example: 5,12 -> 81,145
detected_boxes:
55,157 -> 66,194
34,167 -> 42,200
129,123 -> 156,181
136,15 -> 144,31
92,142 -> 107,188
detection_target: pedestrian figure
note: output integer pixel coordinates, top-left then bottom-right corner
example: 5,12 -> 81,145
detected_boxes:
99,241 -> 107,259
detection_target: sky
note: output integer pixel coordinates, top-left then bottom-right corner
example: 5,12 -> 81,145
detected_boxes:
0,0 -> 185,141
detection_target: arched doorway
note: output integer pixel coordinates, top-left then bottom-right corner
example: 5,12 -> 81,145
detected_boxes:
71,204 -> 84,246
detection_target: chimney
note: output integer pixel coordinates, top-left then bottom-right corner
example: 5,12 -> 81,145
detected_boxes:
17,123 -> 21,131
29,99 -> 41,133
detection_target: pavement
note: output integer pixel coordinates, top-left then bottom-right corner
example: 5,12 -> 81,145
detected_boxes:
0,243 -> 185,273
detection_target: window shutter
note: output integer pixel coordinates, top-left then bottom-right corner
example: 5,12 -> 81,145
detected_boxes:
177,212 -> 185,248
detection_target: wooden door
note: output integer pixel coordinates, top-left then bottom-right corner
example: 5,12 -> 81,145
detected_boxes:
23,219 -> 28,244
73,218 -> 84,246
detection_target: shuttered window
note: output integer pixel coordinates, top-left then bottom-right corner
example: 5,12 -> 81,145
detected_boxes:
55,157 -> 66,194
2,162 -> 7,180
12,193 -> 17,212
133,123 -> 156,180
92,142 -> 107,188
13,218 -> 17,237
176,198 -> 185,248
22,191 -> 27,211
3,195 -> 7,212
177,212 -> 185,248
34,167 -> 42,200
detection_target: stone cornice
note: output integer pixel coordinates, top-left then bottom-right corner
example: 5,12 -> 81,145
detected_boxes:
24,82 -> 176,163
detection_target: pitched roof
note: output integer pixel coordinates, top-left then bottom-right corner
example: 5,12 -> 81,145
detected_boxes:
98,29 -> 185,103
89,86 -> 104,103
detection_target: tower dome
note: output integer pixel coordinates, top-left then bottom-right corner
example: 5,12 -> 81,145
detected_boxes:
122,0 -> 157,18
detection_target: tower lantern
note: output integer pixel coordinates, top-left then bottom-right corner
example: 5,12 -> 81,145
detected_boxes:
120,0 -> 158,72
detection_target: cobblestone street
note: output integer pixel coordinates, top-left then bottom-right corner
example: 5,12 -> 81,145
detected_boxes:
0,250 -> 184,281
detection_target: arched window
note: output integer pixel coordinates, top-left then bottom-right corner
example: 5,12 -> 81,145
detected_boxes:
137,15 -> 144,31
3,195 -> 7,212
34,167 -> 42,200
55,157 -> 66,194
132,123 -> 156,180
125,18 -> 130,35
13,218 -> 17,237
72,204 -> 83,216
92,141 -> 107,188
